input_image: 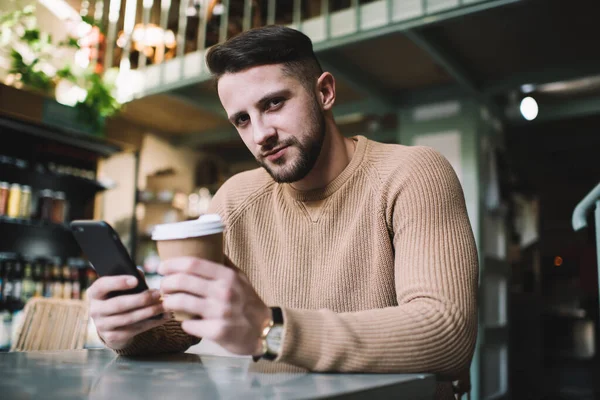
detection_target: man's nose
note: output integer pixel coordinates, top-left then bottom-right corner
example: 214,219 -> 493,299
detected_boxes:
253,118 -> 277,146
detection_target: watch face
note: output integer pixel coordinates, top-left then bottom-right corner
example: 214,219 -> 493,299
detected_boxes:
266,325 -> 283,354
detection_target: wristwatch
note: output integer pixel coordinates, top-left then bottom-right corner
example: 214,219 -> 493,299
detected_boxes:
254,307 -> 284,361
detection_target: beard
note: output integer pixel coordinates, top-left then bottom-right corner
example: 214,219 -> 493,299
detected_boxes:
256,98 -> 325,184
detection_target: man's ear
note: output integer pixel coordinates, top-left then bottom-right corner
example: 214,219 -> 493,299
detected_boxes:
316,72 -> 336,111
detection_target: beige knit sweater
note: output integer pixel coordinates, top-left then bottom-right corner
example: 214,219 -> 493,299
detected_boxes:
115,136 -> 479,398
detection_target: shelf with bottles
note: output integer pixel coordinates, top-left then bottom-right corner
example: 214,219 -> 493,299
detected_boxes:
0,252 -> 98,351
0,155 -> 112,193
0,180 -> 70,226
0,253 -> 96,310
0,215 -> 70,231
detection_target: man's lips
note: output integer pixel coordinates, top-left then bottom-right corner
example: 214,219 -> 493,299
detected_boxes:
262,145 -> 289,160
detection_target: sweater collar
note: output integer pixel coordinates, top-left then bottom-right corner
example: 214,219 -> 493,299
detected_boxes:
283,135 -> 367,202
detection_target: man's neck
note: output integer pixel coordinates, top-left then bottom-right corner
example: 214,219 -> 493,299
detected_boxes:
289,120 -> 355,192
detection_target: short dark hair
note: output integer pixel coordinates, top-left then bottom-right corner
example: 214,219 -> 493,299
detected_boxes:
206,25 -> 323,90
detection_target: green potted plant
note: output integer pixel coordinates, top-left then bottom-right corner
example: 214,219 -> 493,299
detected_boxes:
0,3 -> 122,135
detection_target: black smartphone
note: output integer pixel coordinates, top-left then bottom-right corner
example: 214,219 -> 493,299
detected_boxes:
70,220 -> 149,298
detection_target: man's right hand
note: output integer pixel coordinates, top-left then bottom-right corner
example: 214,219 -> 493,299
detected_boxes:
88,276 -> 167,350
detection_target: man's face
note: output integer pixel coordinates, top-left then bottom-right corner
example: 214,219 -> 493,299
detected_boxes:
217,64 -> 325,183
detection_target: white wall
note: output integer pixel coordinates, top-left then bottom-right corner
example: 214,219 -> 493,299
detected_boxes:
96,151 -> 137,250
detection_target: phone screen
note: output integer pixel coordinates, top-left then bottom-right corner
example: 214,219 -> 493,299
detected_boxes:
70,220 -> 149,297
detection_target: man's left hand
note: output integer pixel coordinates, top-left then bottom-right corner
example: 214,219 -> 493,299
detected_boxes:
158,257 -> 271,356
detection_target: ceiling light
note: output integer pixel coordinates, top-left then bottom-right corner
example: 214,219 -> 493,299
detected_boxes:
519,96 -> 538,121
520,84 -> 535,94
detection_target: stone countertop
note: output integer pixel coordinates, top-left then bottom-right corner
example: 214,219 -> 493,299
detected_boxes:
0,349 -> 436,399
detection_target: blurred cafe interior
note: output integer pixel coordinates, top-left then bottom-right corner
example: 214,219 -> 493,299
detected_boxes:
0,0 -> 599,399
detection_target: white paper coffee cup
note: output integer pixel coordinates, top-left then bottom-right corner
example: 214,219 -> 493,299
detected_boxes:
153,214 -> 225,321
152,214 -> 224,241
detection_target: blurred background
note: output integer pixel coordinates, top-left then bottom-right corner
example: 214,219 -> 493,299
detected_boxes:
0,0 -> 599,398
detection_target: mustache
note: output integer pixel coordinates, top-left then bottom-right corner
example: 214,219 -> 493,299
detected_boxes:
259,138 -> 297,158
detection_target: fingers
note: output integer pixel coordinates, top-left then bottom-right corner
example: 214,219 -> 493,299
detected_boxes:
95,302 -> 166,331
97,290 -> 160,316
158,257 -> 236,282
99,317 -> 168,346
162,293 -> 230,320
92,291 -> 168,350
160,273 -> 216,297
88,276 -> 138,300
181,319 -> 225,341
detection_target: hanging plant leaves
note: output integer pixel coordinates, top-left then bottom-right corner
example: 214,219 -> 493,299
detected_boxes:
10,49 -> 52,91
81,16 -> 106,34
73,71 -> 122,134
9,48 -> 25,71
59,37 -> 80,49
56,65 -> 74,80
2,4 -> 122,135
22,28 -> 40,43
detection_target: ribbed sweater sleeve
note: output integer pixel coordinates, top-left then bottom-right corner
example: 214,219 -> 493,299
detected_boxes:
109,317 -> 201,356
276,147 -> 478,378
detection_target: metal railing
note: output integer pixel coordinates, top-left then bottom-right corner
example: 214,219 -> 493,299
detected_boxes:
73,0 -> 501,100
572,182 -> 600,319
91,0 -> 345,74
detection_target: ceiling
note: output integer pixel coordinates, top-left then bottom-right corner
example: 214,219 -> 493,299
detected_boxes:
424,0 -> 600,84
115,0 -> 600,157
324,32 -> 453,93
506,112 -> 600,194
121,93 -> 229,134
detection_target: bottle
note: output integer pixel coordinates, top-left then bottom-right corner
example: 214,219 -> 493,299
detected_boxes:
62,262 -> 72,300
38,190 -> 54,221
42,260 -> 53,298
52,259 -> 63,299
11,258 -> 23,311
21,258 -> 35,305
70,259 -> 81,300
18,185 -> 31,219
51,191 -> 67,223
0,182 -> 9,216
82,265 -> 97,301
33,259 -> 44,297
0,257 -> 9,349
6,184 -> 21,218
0,254 -> 6,311
2,256 -> 14,311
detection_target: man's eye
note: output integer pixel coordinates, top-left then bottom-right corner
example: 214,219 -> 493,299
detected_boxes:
268,98 -> 284,109
236,115 -> 250,126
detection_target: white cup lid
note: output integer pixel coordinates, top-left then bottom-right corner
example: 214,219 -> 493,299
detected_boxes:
151,214 -> 224,240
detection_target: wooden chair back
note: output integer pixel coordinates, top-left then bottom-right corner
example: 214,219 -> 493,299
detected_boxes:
10,297 -> 89,352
